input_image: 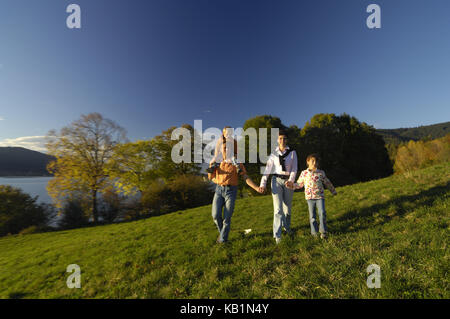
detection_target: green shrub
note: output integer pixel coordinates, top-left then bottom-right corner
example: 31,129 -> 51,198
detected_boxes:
98,186 -> 124,223
58,200 -> 89,229
0,185 -> 51,237
141,175 -> 213,217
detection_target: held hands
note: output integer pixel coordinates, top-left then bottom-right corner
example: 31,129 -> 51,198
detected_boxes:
254,186 -> 266,194
252,186 -> 266,194
285,181 -> 302,190
285,181 -> 294,189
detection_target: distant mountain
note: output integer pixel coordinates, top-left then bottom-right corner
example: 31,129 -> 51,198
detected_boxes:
376,121 -> 450,145
0,147 -> 55,176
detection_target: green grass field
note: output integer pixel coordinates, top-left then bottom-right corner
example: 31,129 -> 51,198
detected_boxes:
0,162 -> 449,299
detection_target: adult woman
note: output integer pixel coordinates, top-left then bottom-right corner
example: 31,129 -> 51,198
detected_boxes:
208,127 -> 262,244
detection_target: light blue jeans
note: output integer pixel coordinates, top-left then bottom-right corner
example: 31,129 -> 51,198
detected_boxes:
271,176 -> 294,239
212,185 -> 238,243
306,199 -> 327,235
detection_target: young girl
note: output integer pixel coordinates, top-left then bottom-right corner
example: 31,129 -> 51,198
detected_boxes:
206,126 -> 240,173
286,154 -> 337,239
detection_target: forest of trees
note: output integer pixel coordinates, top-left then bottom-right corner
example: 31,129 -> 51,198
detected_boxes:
376,121 -> 450,145
242,113 -> 393,188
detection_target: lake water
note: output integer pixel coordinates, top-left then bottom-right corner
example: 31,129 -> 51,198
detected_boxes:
0,177 -> 52,204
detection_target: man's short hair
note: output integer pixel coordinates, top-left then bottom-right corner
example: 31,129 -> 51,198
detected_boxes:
278,129 -> 288,138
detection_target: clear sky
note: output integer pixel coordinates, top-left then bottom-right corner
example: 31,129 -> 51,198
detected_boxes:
1,0 -> 449,152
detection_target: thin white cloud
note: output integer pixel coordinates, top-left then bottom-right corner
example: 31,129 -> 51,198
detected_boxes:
0,116 -> 4,120
0,136 -> 47,153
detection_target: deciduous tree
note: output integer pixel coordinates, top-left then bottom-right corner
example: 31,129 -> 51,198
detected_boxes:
46,113 -> 127,222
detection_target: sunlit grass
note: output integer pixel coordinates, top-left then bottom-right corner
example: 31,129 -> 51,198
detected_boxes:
0,162 -> 449,299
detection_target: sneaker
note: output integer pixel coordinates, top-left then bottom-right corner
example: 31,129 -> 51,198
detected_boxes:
206,164 -> 218,174
320,233 -> 327,239
275,237 -> 281,244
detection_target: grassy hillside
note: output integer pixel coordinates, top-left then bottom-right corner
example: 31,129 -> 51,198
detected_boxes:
0,162 -> 449,299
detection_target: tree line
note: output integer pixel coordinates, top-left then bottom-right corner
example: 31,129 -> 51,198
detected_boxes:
45,114 -> 210,227
2,112 -> 447,236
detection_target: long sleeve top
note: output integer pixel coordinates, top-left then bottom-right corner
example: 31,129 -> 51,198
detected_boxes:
297,169 -> 336,200
260,146 -> 298,188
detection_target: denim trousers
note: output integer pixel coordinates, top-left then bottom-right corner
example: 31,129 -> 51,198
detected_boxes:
306,198 -> 327,235
212,184 -> 238,243
271,176 -> 294,239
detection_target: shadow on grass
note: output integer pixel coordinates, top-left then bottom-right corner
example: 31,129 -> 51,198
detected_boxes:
8,291 -> 30,299
329,182 -> 450,234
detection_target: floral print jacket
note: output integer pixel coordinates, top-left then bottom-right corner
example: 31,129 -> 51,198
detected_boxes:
296,169 -> 337,200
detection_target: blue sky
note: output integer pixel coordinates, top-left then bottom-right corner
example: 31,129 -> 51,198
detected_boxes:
0,0 -> 449,152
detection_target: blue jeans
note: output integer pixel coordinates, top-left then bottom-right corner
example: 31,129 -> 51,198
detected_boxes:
271,176 -> 294,239
307,199 -> 327,235
212,185 -> 238,243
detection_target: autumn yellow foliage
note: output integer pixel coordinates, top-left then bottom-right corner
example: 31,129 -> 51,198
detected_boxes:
394,134 -> 450,173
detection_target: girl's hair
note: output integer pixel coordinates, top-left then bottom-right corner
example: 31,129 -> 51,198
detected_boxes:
222,126 -> 237,159
306,153 -> 320,166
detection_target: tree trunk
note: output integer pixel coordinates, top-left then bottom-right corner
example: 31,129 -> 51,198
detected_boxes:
92,189 -> 98,223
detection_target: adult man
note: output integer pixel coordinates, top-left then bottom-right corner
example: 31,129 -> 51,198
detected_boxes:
260,130 -> 298,244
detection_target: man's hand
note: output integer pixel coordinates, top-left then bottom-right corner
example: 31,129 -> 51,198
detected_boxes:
259,186 -> 266,194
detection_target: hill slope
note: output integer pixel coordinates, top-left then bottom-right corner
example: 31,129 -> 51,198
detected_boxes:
0,162 -> 449,299
0,147 -> 54,176
376,121 -> 450,144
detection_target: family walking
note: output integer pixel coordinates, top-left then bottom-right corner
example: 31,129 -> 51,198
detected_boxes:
207,127 -> 337,244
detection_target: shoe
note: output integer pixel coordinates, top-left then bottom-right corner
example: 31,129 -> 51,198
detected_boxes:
206,164 -> 218,174
275,237 -> 281,244
320,233 -> 327,239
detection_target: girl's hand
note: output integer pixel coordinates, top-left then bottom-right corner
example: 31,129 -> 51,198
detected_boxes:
285,181 -> 294,189
295,183 -> 303,190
